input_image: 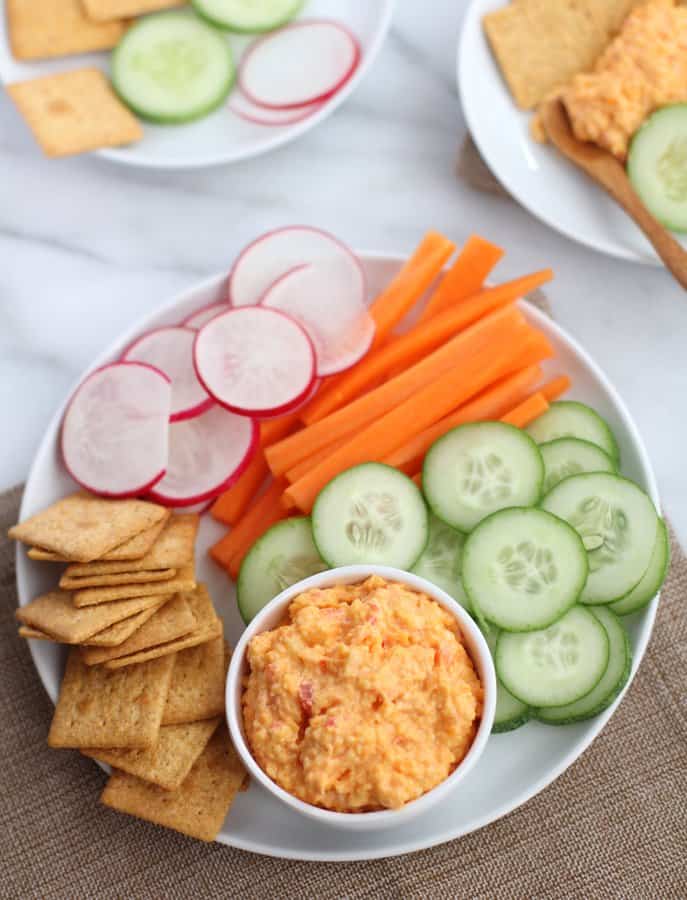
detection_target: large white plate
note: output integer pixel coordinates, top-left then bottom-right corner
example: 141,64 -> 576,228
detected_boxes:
458,0 -> 687,266
17,251 -> 661,860
0,0 -> 393,170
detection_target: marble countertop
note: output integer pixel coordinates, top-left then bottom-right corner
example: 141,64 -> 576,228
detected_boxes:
1,1 -> 685,542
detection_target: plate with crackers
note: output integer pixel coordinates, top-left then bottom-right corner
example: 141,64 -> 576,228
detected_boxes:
0,0 -> 393,168
459,0 -> 687,265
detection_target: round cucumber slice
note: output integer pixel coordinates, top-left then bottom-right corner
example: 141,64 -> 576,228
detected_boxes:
311,463 -> 428,569
411,514 -> 471,612
192,0 -> 303,32
495,606 -> 609,708
526,401 -> 620,465
423,422 -> 544,532
236,517 -> 327,624
610,518 -> 669,616
112,12 -> 235,124
628,104 -> 687,233
484,627 -> 530,732
462,507 -> 588,632
540,437 -> 616,495
535,606 -> 631,724
541,473 -> 659,605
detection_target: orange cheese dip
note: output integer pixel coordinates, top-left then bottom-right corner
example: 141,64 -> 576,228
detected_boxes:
242,576 -> 483,812
563,0 -> 687,159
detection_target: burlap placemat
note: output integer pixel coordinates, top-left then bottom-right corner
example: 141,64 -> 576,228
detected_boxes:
1,483 -> 684,898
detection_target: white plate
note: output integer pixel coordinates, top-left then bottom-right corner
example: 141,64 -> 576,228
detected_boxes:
17,252 -> 661,860
458,0 -> 687,266
0,0 -> 393,170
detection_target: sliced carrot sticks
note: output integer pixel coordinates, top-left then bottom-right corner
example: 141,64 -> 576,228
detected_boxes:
266,305 -> 527,476
540,374 -> 571,402
285,433 -> 353,483
259,412 -> 302,446
420,235 -> 504,320
210,479 -> 287,572
501,392 -> 549,428
210,451 -> 269,526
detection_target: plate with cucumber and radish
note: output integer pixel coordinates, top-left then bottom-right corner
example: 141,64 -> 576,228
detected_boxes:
17,228 -> 668,860
0,0 -> 393,169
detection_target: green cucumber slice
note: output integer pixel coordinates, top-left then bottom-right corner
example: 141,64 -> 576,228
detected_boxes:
541,473 -> 659,605
192,0 -> 303,32
526,401 -> 620,465
462,507 -> 588,632
236,517 -> 327,623
609,518 -> 669,616
112,12 -> 235,124
411,514 -> 471,613
535,606 -> 631,724
540,437 -> 616,494
484,627 -> 530,732
311,463 -> 428,568
628,104 -> 687,233
422,422 -> 544,532
495,606 -> 609,707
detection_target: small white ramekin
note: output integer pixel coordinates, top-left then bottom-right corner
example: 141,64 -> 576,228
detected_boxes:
226,565 -> 496,831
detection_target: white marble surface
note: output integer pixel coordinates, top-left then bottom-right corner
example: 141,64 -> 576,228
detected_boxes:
1,1 -> 685,542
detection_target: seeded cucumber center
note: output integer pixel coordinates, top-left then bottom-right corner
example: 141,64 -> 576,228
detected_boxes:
527,626 -> 581,674
658,138 -> 687,202
543,460 -> 583,494
132,41 -> 207,91
568,495 -> 628,571
345,491 -> 403,553
491,541 -> 558,596
458,451 -> 515,508
267,553 -> 327,591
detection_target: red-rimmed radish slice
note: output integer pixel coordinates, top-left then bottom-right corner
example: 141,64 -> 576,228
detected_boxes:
182,303 -> 228,330
229,91 -> 323,126
262,262 -> 375,376
239,20 -> 360,110
194,306 -> 316,417
122,326 -> 213,423
148,404 -> 258,507
229,225 -> 366,309
61,361 -> 171,498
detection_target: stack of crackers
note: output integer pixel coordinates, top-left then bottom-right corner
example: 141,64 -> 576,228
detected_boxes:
9,492 -> 247,842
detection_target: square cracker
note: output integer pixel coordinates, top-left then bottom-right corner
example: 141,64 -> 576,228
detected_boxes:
82,0 -> 181,23
7,69 -> 143,159
7,0 -> 127,61
82,598 -> 169,647
64,514 -> 199,577
104,584 -> 221,670
100,724 -> 247,841
81,592 -> 196,666
9,493 -> 166,563
27,516 -> 169,563
60,567 -> 177,591
18,626 -> 53,640
48,649 -> 175,749
162,637 -> 226,725
15,590 -> 170,644
84,718 -> 221,791
73,564 -> 196,608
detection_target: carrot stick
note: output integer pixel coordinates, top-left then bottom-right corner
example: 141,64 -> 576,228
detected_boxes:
266,305 -> 528,476
420,235 -> 504,321
501,392 -> 549,428
540,374 -> 571,402
285,434 -> 353,483
412,473 -> 422,487
260,413 -> 301,446
384,364 -> 543,473
283,331 -> 544,512
210,451 -> 269,526
210,479 -> 286,571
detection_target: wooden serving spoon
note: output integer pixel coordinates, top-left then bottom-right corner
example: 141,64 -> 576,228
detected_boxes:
541,98 -> 687,290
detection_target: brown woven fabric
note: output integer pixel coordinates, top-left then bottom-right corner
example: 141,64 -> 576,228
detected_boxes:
0,486 -> 684,898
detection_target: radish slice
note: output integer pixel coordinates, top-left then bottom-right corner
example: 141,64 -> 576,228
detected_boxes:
183,303 -> 228,330
61,361 -> 171,498
257,376 -> 322,419
148,404 -> 258,507
229,91 -> 323,126
262,262 -> 375,376
229,225 -> 366,309
239,19 -> 360,110
122,326 -> 213,423
194,306 -> 316,417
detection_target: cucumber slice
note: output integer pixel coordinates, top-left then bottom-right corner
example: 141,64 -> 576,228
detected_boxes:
541,473 -> 659,605
484,627 -> 530,732
236,517 -> 327,624
540,437 -> 616,494
628,104 -> 687,233
462,507 -> 588,632
495,606 -> 609,708
112,12 -> 235,124
526,401 -> 620,465
610,518 -> 669,616
311,463 -> 428,568
423,422 -> 544,532
192,0 -> 303,32
535,607 -> 631,724
411,514 -> 471,612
